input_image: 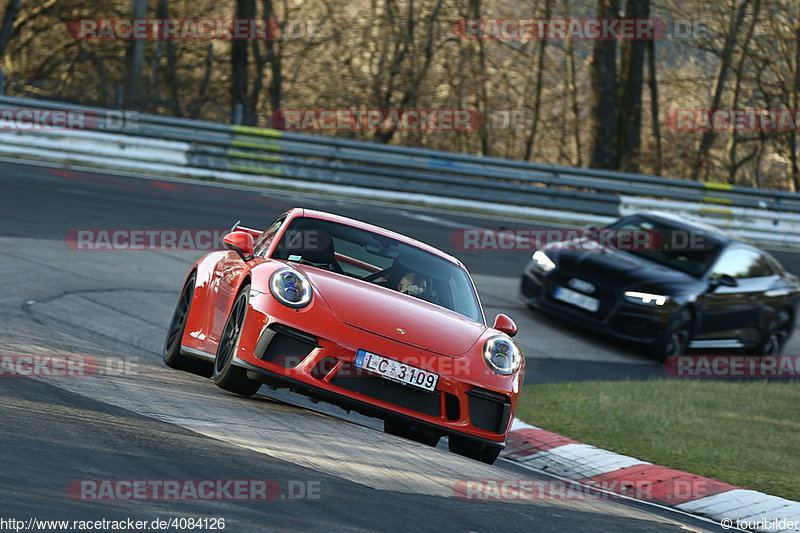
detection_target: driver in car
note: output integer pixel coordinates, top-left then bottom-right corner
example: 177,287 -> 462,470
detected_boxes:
397,272 -> 429,297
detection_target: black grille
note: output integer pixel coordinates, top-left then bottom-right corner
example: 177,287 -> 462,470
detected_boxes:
520,275 -> 542,299
467,388 -> 511,434
609,311 -> 659,341
255,324 -> 318,367
330,363 -> 441,417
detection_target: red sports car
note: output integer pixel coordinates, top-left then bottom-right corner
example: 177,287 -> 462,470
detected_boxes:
163,208 -> 524,464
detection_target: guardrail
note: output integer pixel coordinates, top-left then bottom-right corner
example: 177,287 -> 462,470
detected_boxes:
0,94 -> 799,247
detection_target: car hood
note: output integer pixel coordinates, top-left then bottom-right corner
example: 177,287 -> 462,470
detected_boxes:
298,266 -> 487,356
549,248 -> 700,289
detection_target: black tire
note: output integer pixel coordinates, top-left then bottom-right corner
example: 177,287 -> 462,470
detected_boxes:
756,309 -> 793,356
653,308 -> 693,362
384,420 -> 441,447
163,273 -> 212,376
448,435 -> 502,465
213,285 -> 260,396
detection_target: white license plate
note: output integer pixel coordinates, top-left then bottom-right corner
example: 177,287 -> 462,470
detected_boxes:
554,286 -> 600,313
354,350 -> 439,392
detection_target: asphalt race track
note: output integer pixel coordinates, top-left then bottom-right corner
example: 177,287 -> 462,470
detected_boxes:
2,159 -> 790,531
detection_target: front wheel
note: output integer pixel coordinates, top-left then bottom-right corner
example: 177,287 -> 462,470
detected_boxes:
755,309 -> 793,356
652,308 -> 693,362
448,435 -> 502,465
213,285 -> 260,397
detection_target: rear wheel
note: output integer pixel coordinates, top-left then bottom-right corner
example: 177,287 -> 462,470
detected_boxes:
756,309 -> 793,356
163,273 -> 211,376
448,435 -> 502,465
213,285 -> 260,396
652,308 -> 693,362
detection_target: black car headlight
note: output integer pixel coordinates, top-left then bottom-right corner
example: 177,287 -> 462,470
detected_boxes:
270,267 -> 312,308
624,291 -> 668,306
483,335 -> 522,375
531,251 -> 556,272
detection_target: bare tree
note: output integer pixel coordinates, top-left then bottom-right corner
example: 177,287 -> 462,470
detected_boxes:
588,0 -> 620,169
614,0 -> 649,172
125,0 -> 147,108
0,0 -> 19,61
260,0 -> 282,116
231,0 -> 255,124
564,0 -> 582,167
150,0 -> 180,116
1,0 -> 798,193
690,0 -> 751,180
723,0 -> 761,185
522,0 -> 551,161
646,38 -> 661,174
790,2 -> 800,192
371,0 -> 444,144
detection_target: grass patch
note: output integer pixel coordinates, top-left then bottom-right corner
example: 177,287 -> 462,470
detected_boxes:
515,379 -> 800,501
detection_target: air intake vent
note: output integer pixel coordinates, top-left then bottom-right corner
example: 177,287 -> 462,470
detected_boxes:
254,323 -> 319,367
467,388 -> 511,434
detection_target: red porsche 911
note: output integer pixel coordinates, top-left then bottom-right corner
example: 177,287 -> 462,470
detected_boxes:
163,208 -> 524,464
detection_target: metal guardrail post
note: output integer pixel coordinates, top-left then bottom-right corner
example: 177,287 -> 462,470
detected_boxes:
232,103 -> 243,126
0,70 -> 5,95
114,86 -> 123,110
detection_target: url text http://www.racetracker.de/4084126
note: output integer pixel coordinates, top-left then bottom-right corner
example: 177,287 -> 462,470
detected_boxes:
0,516 -> 227,532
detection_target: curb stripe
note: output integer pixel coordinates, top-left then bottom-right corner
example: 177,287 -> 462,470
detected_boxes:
579,464 -> 740,506
507,420 -> 800,532
509,419 -> 540,431
676,489 -> 800,517
502,429 -> 576,461
504,428 -> 579,453
516,444 -> 649,479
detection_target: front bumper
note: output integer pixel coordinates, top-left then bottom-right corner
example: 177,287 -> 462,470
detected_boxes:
233,300 -> 520,446
520,266 -> 673,345
235,357 -> 509,448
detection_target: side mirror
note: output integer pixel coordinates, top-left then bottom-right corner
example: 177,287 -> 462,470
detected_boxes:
223,231 -> 254,262
709,274 -> 738,291
493,313 -> 518,337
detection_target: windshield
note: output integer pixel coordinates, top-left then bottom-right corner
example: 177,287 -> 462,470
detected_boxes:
605,215 -> 722,277
270,217 -> 483,323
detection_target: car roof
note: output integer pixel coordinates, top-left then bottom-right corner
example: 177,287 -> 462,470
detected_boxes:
634,211 -> 741,246
285,208 -> 464,267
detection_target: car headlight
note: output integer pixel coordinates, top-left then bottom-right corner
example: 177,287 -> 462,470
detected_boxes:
270,267 -> 312,308
624,291 -> 668,306
532,251 -> 556,272
482,335 -> 522,375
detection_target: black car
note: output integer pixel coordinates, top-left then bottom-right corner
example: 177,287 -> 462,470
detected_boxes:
520,212 -> 800,360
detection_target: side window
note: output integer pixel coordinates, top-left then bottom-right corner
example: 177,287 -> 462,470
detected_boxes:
763,253 -> 786,275
253,216 -> 286,257
710,248 -> 775,280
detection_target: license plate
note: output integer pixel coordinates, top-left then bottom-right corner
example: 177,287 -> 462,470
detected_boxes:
554,286 -> 600,312
353,350 -> 439,392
